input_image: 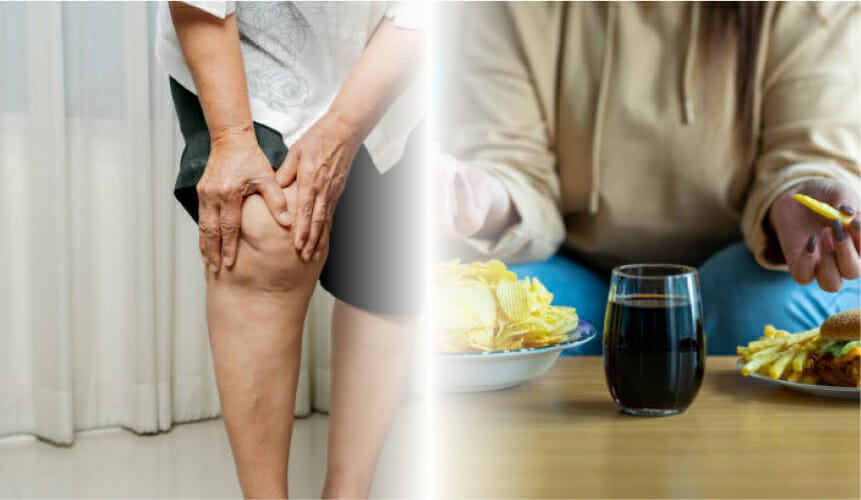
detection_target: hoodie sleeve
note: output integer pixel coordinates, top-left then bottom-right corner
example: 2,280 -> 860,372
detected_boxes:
441,3 -> 565,264
742,2 -> 861,270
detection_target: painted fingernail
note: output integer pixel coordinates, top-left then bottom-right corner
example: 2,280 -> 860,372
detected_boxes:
838,204 -> 856,216
832,219 -> 846,242
806,235 -> 817,253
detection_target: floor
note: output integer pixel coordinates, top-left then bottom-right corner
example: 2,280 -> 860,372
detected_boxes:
0,403 -> 422,499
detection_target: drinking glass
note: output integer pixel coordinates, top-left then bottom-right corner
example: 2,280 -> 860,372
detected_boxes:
603,264 -> 706,416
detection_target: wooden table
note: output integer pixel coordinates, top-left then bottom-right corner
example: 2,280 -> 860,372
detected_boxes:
436,357 -> 860,498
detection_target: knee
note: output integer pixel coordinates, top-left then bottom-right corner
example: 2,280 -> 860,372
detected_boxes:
699,243 -> 783,353
699,242 -> 833,354
699,243 -> 773,303
217,189 -> 320,292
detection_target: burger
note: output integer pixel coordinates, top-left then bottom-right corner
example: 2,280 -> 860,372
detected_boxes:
812,309 -> 860,387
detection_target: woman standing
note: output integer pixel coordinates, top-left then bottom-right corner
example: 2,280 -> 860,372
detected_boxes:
157,2 -> 424,497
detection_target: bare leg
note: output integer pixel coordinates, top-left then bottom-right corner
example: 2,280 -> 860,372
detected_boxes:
205,187 -> 325,498
322,300 -> 416,498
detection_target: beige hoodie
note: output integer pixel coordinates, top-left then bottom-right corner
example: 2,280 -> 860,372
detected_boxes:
441,1 -> 860,270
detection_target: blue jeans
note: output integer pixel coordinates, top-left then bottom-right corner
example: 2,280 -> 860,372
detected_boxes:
511,243 -> 860,355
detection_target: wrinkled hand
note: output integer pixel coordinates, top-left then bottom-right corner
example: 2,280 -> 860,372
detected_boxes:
276,114 -> 361,261
197,131 -> 290,272
436,154 -> 518,239
770,178 -> 861,292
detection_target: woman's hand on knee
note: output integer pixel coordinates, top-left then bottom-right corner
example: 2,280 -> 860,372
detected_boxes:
197,131 -> 290,273
770,178 -> 860,292
213,186 -> 322,293
276,113 -> 360,262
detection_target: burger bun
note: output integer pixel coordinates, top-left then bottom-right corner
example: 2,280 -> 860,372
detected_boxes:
819,308 -> 861,342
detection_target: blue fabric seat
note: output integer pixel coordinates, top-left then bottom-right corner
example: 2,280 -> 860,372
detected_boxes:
510,242 -> 860,355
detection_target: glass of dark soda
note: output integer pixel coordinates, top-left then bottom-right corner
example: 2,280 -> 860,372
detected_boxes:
603,264 -> 706,416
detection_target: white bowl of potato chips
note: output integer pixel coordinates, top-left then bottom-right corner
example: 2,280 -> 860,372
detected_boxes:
435,320 -> 596,392
433,260 -> 597,392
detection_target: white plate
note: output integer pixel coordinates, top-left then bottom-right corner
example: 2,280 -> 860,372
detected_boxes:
738,360 -> 860,400
434,320 -> 598,392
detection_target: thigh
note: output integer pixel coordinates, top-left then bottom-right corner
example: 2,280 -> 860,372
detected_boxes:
510,255 -> 609,355
700,242 -> 861,355
319,126 -> 425,317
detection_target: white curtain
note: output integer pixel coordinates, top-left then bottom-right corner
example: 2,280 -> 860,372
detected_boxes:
0,2 -> 331,446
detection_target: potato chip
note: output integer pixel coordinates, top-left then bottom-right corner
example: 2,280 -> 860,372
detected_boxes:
434,282 -> 497,334
464,327 -> 495,351
496,279 -> 531,322
528,278 -> 554,312
434,260 -> 579,353
495,325 -> 527,351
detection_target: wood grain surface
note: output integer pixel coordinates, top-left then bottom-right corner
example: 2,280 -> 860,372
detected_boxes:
435,356 -> 860,498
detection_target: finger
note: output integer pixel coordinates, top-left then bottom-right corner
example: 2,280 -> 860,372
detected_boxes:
816,228 -> 842,293
256,177 -> 292,227
197,200 -> 208,266
276,152 -> 299,188
837,204 -> 859,252
831,219 -> 860,280
848,216 -> 861,253
312,219 -> 331,261
198,225 -> 207,268
313,201 -> 338,261
452,172 -> 485,236
439,167 -> 459,236
789,235 -> 818,285
199,204 -> 222,274
302,194 -> 329,260
293,165 -> 316,251
219,195 -> 242,269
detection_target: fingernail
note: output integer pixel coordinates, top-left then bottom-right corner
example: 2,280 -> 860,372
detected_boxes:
313,251 -> 322,261
222,256 -> 231,267
832,219 -> 846,242
806,235 -> 817,253
209,263 -> 218,273
838,204 -> 856,216
278,212 -> 291,225
852,219 -> 861,232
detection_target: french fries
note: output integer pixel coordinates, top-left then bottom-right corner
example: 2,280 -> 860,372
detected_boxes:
792,193 -> 854,226
737,325 -> 822,384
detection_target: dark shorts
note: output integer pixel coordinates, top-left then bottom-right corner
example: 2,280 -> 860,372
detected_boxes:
169,78 -> 425,316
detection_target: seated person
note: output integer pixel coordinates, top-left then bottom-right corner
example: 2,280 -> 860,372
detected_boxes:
435,2 -> 860,354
